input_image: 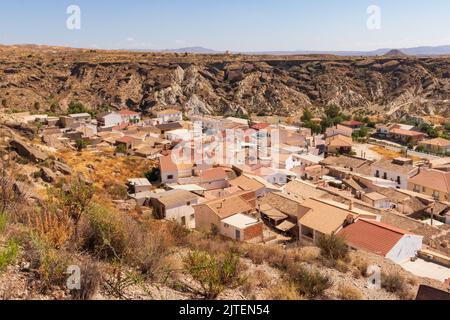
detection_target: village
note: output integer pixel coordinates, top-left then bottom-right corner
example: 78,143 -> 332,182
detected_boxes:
2,103 -> 450,297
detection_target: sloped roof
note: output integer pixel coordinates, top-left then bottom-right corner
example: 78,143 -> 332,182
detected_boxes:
420,137 -> 450,147
338,219 -> 413,257
326,134 -> 353,147
153,189 -> 198,208
409,169 -> 450,194
203,194 -> 254,219
260,192 -> 302,217
230,175 -> 265,192
298,198 -> 358,235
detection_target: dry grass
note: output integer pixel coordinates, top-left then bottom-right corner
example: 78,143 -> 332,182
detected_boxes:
58,148 -> 156,196
241,269 -> 271,297
338,284 -> 364,300
264,281 -> 303,300
352,256 -> 369,278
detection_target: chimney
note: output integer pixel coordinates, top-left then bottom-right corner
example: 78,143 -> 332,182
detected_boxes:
349,201 -> 354,211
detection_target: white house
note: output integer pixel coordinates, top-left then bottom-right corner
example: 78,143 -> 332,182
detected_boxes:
150,190 -> 199,229
220,213 -> 262,241
371,158 -> 418,190
120,110 -> 141,123
97,112 -> 123,128
156,109 -> 183,124
339,219 -> 423,264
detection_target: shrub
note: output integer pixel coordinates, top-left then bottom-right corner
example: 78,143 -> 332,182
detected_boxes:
80,204 -> 129,260
183,250 -> 243,299
0,239 -> 20,272
338,284 -> 363,300
317,234 -> 349,262
352,256 -> 369,278
23,234 -> 70,290
381,272 -> 406,294
106,183 -> 128,200
265,282 -> 303,300
129,224 -> 172,280
70,260 -> 101,300
291,265 -> 331,298
0,214 -> 7,234
68,101 -> 88,115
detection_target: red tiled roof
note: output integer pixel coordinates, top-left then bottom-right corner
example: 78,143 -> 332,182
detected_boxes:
116,136 -> 135,144
200,167 -> 227,182
341,120 -> 364,127
112,123 -> 129,131
338,219 -> 412,257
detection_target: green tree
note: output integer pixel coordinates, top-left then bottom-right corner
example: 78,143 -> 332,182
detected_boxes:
301,109 -> 313,122
324,104 -> 341,119
68,101 -> 88,115
75,139 -> 87,152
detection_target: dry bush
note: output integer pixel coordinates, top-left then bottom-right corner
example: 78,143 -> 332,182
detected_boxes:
241,269 -> 271,296
242,244 -> 285,267
291,265 -> 331,299
187,233 -> 240,257
105,182 -> 128,200
79,203 -> 129,260
334,259 -> 350,273
382,272 -> 406,295
264,281 -> 303,300
317,234 -> 349,262
183,250 -> 244,300
70,259 -> 101,300
24,205 -> 72,249
352,256 -> 369,278
296,247 -> 320,263
338,284 -> 363,300
22,234 -> 71,292
127,222 -> 173,280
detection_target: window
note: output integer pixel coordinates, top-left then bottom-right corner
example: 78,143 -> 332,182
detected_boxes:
167,175 -> 174,180
186,201 -> 191,206
413,184 -> 420,193
383,172 -> 387,180
375,170 -> 380,178
433,191 -> 440,199
190,214 -> 195,221
396,176 -> 401,184
224,223 -> 229,228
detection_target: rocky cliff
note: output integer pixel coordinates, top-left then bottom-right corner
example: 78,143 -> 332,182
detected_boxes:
0,45 -> 449,119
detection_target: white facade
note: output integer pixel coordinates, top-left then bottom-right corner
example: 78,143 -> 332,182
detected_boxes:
158,112 -> 183,124
371,166 -> 415,190
100,113 -> 123,128
220,214 -> 260,241
165,201 -> 198,229
386,234 -> 423,263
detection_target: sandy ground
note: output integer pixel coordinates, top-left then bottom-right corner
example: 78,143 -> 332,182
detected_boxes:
353,143 -> 383,161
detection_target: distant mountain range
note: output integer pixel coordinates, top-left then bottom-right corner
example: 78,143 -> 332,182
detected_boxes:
154,45 -> 450,56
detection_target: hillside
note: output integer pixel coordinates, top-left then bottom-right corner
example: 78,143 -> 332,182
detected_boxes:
0,45 -> 449,120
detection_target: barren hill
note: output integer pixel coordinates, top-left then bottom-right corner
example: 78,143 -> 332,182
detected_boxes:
0,45 -> 449,119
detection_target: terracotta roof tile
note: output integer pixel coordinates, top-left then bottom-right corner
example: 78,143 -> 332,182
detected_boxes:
338,219 -> 412,256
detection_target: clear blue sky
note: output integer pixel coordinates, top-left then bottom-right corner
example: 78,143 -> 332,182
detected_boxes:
0,0 -> 449,51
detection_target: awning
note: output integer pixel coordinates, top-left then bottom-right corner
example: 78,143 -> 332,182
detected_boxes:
276,220 -> 297,232
260,204 -> 288,221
